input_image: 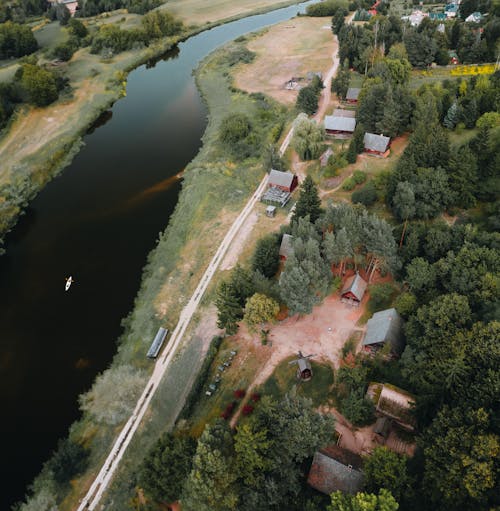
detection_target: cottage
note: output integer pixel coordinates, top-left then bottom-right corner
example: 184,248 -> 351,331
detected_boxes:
279,234 -> 294,261
320,147 -> 334,167
363,308 -> 404,355
307,446 -> 364,495
268,169 -> 298,193
346,88 -> 361,104
341,272 -> 367,305
367,382 -> 416,431
265,205 -> 276,218
324,115 -> 356,137
363,133 -> 390,156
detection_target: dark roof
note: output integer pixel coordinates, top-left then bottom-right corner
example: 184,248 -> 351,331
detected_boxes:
333,108 -> 356,118
269,169 -> 295,188
363,308 -> 404,353
308,446 -> 364,495
298,358 -> 312,373
346,88 -> 361,101
147,327 -> 168,358
324,115 -> 356,133
341,273 -> 367,301
364,133 -> 390,153
374,417 -> 391,437
279,234 -> 294,258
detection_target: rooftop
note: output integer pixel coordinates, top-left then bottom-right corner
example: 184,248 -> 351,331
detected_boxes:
341,273 -> 367,301
268,169 -> 295,188
346,88 -> 361,101
324,115 -> 356,133
363,308 -> 404,353
307,446 -> 364,495
279,234 -> 294,259
364,132 -> 390,153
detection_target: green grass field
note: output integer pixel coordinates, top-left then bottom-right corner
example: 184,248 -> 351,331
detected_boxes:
261,357 -> 335,407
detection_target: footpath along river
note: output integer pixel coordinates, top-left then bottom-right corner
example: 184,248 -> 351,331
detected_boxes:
0,1 -> 316,508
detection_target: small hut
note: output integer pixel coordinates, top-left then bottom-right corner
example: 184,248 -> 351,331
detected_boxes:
266,205 -> 276,218
341,272 -> 367,305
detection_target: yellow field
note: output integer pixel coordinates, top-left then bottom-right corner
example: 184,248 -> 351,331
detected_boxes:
162,0 -> 299,25
234,16 -> 337,105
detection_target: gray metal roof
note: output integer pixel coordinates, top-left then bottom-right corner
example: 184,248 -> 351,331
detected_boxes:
308,450 -> 364,495
363,308 -> 404,353
147,327 -> 168,358
279,234 -> 294,258
341,273 -> 367,301
333,108 -> 356,118
346,88 -> 361,101
269,169 -> 294,188
364,133 -> 390,153
298,358 -> 312,372
324,115 -> 356,133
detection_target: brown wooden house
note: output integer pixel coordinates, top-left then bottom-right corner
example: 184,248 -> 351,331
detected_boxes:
341,272 -> 367,305
268,169 -> 298,193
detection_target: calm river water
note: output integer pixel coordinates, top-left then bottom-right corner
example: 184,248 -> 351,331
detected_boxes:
0,2 -> 315,507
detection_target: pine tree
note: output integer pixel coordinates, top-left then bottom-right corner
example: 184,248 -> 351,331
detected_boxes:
376,88 -> 400,137
215,280 -> 243,335
292,175 -> 322,224
331,59 -> 350,99
443,102 -> 459,129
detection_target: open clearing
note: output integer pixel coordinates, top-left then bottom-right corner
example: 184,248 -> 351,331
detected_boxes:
163,0 -> 300,25
234,16 -> 337,104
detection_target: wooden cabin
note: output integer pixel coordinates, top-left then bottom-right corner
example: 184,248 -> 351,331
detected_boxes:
268,169 -> 298,193
346,87 -> 361,104
341,273 -> 367,305
363,133 -> 390,157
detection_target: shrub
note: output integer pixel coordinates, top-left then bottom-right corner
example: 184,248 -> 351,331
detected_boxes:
224,47 -> 255,66
219,112 -> 252,145
242,404 -> 254,416
250,393 -> 261,402
352,180 -> 377,206
51,41 -> 76,62
353,170 -> 367,184
234,389 -> 246,399
368,283 -> 395,312
342,177 -> 356,191
306,0 -> 348,16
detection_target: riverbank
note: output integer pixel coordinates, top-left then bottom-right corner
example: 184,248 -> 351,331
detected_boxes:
11,22 -> 299,511
0,0 -> 307,255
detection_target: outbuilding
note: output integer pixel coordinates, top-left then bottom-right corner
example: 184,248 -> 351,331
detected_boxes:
268,169 -> 298,193
341,272 -> 367,305
346,87 -> 361,104
363,133 -> 390,157
308,445 -> 364,495
279,234 -> 294,261
363,308 -> 404,355
265,205 -> 276,217
324,115 -> 356,137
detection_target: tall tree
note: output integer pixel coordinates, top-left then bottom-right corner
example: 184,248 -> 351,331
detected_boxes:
331,59 -> 350,100
292,113 -> 325,160
182,420 -> 239,511
292,175 -> 322,224
243,293 -> 279,331
251,233 -> 280,278
328,489 -> 399,511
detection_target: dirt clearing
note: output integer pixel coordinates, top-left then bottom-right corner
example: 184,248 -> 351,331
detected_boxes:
234,16 -> 337,105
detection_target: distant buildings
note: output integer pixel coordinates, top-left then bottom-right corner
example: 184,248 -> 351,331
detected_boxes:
49,0 -> 79,16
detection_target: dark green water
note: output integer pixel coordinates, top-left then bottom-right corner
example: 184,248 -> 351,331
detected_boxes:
0,2 -> 315,508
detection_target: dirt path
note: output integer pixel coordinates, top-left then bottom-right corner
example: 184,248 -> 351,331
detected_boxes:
230,294 -> 366,427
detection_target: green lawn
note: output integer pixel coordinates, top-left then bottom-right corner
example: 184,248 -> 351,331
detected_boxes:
260,357 -> 334,407
33,21 -> 68,49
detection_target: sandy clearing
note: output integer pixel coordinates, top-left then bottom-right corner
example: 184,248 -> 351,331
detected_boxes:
234,17 -> 337,105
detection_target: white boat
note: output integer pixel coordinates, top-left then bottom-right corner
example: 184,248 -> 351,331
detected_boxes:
65,276 -> 73,291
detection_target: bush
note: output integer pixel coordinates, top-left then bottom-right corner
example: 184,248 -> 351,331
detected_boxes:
224,46 -> 255,66
219,112 -> 252,145
342,177 -> 356,191
51,41 -> 76,62
45,438 -> 88,486
18,64 -> 59,107
352,180 -> 377,206
242,404 -> 254,416
353,170 -> 367,184
368,283 -> 395,312
0,21 -> 38,59
251,233 -> 280,278
393,292 -> 417,319
234,389 -> 246,399
296,84 -> 320,115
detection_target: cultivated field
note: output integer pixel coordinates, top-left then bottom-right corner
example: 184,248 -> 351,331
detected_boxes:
234,16 -> 337,104
162,0 -> 301,25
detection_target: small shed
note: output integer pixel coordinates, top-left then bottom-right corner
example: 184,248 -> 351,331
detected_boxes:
320,147 -> 334,167
367,382 -> 416,431
266,205 -> 276,217
363,308 -> 404,355
307,446 -> 364,495
324,115 -> 356,137
268,169 -> 298,193
346,88 -> 361,104
341,272 -> 367,305
297,358 -> 312,381
147,327 -> 168,359
363,133 -> 390,156
279,234 -> 294,261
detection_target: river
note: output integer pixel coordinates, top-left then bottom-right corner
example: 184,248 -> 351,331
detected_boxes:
0,2 -> 315,508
